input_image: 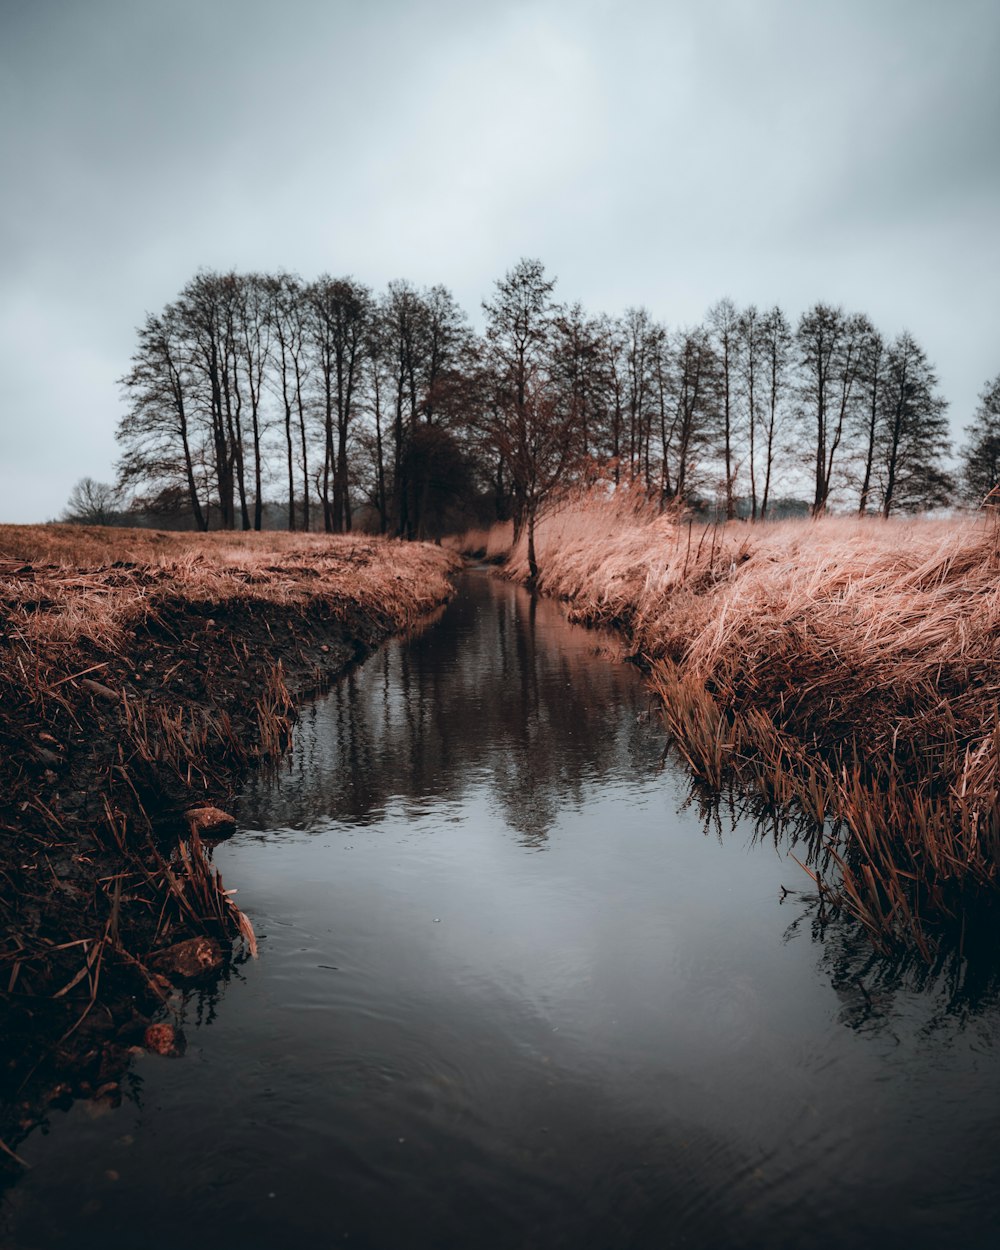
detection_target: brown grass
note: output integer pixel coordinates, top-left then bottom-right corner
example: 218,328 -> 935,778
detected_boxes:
0,524 -> 458,1105
454,493 -> 1000,952
0,524 -> 458,649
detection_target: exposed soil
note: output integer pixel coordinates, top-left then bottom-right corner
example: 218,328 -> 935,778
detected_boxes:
0,534 -> 457,1172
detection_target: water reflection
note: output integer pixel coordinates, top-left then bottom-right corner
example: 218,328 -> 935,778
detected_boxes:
241,572 -> 659,843
243,568 -> 1000,1046
7,571 -> 1000,1250
687,778 -> 1000,1037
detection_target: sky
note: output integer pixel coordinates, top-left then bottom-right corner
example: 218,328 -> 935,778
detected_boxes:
1,0 -> 998,522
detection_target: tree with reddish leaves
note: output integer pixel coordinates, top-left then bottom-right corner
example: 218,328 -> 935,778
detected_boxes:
482,259 -> 581,582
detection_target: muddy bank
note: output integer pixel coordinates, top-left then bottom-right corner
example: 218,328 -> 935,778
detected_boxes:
0,529 -> 458,1166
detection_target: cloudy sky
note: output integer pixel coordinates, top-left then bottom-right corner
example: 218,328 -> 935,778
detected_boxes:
1,0 -> 997,522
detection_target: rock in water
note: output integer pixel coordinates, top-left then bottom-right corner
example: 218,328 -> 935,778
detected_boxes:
150,935 -> 223,980
184,805 -> 236,836
143,1022 -> 184,1056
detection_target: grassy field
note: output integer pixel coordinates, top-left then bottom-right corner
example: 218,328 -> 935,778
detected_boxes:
0,523 -> 458,640
451,493 -> 1000,953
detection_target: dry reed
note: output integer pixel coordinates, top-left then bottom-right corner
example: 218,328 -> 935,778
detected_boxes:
455,492 -> 1000,951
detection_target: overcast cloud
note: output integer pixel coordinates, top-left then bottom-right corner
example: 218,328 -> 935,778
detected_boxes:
1,0 -> 997,522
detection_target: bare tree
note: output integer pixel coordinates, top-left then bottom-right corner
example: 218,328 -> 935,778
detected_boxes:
796,303 -> 841,516
708,298 -> 740,518
664,326 -> 717,504
62,477 -> 124,526
796,304 -> 866,515
265,274 -> 312,530
116,262 -> 964,538
380,280 -> 430,536
174,272 -> 244,529
551,303 -> 604,466
597,314 -> 627,484
877,331 -> 952,516
736,304 -> 764,518
117,307 -> 209,530
960,372 -> 1000,504
492,370 -> 581,582
308,276 -> 371,532
482,258 -> 559,545
421,284 -> 471,423
652,327 -> 674,505
855,319 -> 885,515
624,307 -> 662,491
235,274 -> 272,530
216,273 -> 253,528
757,305 -> 792,519
360,313 -> 394,532
483,259 -> 583,581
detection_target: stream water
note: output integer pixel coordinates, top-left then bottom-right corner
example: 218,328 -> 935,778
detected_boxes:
4,570 -> 1000,1248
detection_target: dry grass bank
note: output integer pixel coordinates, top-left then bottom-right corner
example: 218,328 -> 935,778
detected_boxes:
1,526 -> 458,837
0,523 -> 457,640
0,524 -> 458,1150
452,494 -> 1000,952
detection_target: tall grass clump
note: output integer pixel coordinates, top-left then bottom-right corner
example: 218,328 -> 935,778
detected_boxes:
492,490 -> 1000,951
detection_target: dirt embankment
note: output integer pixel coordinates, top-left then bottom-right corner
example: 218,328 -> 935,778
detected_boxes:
0,526 -> 458,1165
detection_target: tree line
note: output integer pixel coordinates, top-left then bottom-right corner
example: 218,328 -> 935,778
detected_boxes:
99,259 -> 1000,545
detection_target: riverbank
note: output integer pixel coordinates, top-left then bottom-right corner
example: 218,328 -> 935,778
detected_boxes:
0,525 -> 458,1160
450,495 -> 1000,952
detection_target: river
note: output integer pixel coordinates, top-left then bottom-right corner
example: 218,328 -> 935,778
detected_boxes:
4,570 -> 1000,1248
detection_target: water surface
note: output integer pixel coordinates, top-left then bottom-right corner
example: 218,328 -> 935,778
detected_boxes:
4,571 -> 1000,1248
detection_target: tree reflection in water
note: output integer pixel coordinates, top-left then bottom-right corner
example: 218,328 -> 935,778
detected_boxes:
9,571 -> 1000,1250
240,571 -> 660,844
242,568 -> 1000,1041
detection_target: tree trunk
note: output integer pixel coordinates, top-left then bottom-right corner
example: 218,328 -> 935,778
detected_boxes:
526,504 -> 538,586
252,407 -> 263,531
858,381 -> 878,515
283,375 -> 296,531
295,369 -> 309,532
322,371 -> 335,532
335,421 -> 350,533
374,399 -> 387,533
175,389 -> 207,532
882,403 -> 904,518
